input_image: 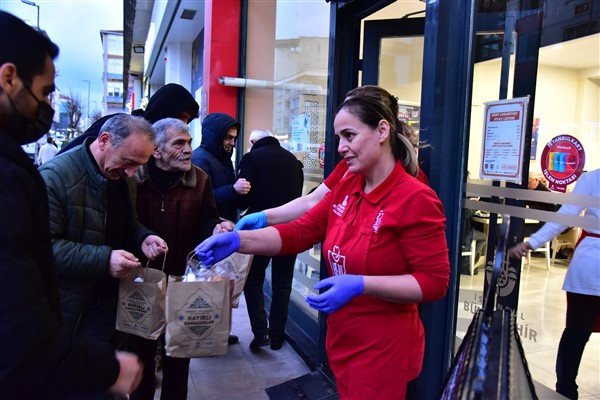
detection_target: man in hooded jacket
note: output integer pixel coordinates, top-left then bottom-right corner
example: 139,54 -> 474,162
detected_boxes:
191,112 -> 250,222
59,83 -> 199,154
191,112 -> 250,345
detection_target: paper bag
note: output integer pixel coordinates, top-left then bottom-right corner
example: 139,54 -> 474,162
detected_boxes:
116,267 -> 167,340
164,275 -> 231,358
214,252 -> 253,308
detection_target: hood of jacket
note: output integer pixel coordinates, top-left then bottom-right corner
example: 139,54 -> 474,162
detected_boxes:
199,112 -> 240,161
142,83 -> 199,124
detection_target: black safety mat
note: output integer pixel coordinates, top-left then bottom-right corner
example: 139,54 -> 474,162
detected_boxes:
266,370 -> 339,400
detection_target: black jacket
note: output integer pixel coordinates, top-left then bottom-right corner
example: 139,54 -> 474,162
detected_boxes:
191,112 -> 241,221
237,136 -> 304,213
0,129 -> 119,398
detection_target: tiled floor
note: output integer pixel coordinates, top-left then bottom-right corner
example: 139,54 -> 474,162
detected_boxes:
459,257 -> 600,400
154,257 -> 599,399
154,294 -> 311,400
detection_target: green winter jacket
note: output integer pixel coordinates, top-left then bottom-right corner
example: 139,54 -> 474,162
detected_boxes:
39,138 -> 153,332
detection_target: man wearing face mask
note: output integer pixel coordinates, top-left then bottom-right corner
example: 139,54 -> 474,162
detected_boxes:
39,114 -> 169,379
0,10 -> 143,398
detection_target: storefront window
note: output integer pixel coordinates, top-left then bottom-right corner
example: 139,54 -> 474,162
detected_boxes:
460,1 -> 598,395
244,0 -> 331,320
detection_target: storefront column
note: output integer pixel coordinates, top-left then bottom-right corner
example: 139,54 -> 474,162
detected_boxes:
164,42 -> 193,91
416,0 -> 476,398
202,0 -> 241,117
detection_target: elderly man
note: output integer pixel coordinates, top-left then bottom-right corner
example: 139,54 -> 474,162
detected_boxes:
131,118 -> 229,400
0,11 -> 142,398
39,114 -> 168,348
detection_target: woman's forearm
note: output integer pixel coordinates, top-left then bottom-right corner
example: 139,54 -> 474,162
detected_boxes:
265,183 -> 330,225
238,227 -> 283,256
362,274 -> 423,303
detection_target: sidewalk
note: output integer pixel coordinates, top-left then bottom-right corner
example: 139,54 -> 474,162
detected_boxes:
155,294 -> 312,400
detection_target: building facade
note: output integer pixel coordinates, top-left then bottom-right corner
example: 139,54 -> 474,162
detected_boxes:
101,29 -> 126,115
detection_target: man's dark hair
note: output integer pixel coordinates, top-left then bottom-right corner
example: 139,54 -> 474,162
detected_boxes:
0,11 -> 59,86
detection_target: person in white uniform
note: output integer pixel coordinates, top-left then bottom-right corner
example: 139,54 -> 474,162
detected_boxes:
509,168 -> 600,400
37,136 -> 57,165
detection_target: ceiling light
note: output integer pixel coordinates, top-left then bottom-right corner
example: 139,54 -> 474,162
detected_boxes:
133,45 -> 145,54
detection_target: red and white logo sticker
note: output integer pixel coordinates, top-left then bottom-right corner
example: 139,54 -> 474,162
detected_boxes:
540,135 -> 585,193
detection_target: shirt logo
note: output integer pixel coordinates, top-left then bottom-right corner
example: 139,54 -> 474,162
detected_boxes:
373,209 -> 384,233
328,245 -> 346,276
332,195 -> 349,217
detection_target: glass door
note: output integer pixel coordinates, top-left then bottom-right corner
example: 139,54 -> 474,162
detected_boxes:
461,1 -> 599,397
362,17 -> 425,133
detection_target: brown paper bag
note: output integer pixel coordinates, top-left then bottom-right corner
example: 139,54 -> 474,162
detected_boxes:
213,253 -> 253,308
116,267 -> 167,340
164,275 -> 231,358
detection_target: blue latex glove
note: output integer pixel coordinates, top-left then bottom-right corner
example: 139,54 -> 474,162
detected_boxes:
194,232 -> 240,267
306,274 -> 364,313
234,211 -> 267,231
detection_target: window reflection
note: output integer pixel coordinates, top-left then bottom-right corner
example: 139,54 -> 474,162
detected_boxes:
245,0 -> 330,319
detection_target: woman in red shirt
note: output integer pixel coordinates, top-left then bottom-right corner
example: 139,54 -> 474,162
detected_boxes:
234,86 -> 428,231
196,93 -> 450,399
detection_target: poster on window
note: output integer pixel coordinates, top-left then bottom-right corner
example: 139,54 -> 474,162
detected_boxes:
480,97 -> 529,183
291,113 -> 310,151
540,135 -> 586,193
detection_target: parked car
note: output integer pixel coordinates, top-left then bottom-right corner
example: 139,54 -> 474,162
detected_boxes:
21,143 -> 36,161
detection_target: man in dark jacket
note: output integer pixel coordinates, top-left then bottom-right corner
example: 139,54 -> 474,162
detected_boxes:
59,83 -> 200,154
39,114 -> 168,344
191,112 -> 251,222
131,118 -> 230,400
237,129 -> 304,350
0,10 -> 142,398
191,112 -> 250,345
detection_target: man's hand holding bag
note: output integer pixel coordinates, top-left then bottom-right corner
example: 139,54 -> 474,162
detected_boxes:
116,257 -> 167,340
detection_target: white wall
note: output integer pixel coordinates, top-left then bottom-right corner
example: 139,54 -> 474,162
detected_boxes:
468,60 -> 599,177
164,42 -> 193,90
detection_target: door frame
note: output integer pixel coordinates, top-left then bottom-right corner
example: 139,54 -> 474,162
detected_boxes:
327,1 -> 477,398
362,17 -> 425,85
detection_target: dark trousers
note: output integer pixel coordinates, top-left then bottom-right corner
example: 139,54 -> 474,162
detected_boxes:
68,297 -> 124,400
244,254 -> 296,341
76,296 -> 119,343
128,334 -> 190,400
555,292 -> 600,399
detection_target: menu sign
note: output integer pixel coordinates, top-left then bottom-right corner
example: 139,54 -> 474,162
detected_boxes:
480,97 -> 529,183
